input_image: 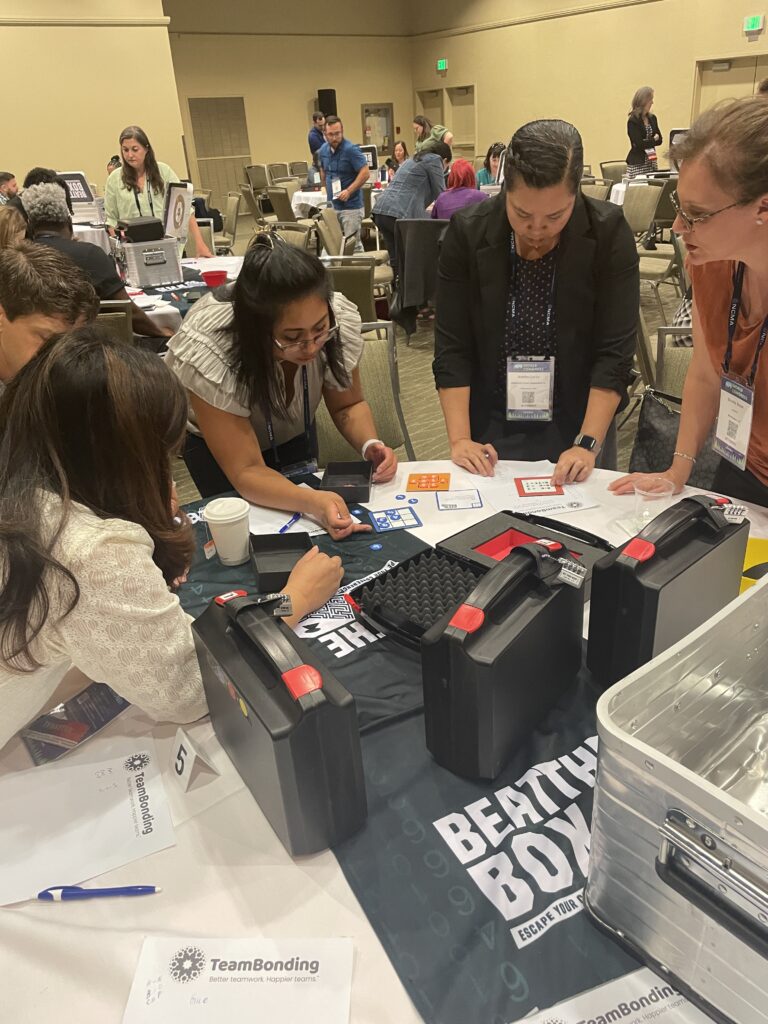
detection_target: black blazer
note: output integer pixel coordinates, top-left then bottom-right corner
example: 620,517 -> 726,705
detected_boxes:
626,113 -> 662,166
433,192 -> 639,445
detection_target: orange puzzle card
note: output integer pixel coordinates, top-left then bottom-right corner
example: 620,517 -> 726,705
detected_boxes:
407,473 -> 452,491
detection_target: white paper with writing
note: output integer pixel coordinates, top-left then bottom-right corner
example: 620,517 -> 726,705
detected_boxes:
122,936 -> 353,1023
0,737 -> 174,905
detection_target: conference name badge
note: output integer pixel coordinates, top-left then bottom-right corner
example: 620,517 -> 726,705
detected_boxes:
713,374 -> 753,472
506,356 -> 554,422
331,175 -> 342,199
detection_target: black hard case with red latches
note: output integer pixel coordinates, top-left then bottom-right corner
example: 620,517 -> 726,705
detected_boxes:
586,495 -> 749,689
421,543 -> 583,781
193,595 -> 367,856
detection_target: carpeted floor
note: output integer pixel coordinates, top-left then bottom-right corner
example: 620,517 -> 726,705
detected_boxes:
175,232 -> 679,504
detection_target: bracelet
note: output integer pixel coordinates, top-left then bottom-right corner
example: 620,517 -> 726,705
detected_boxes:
673,451 -> 697,464
361,438 -> 384,458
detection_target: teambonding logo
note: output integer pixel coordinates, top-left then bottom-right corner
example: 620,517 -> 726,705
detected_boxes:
123,752 -> 151,772
169,946 -> 207,984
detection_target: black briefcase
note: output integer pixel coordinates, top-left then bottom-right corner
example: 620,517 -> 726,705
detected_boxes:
117,215 -> 164,242
587,495 -> 749,688
193,591 -> 367,855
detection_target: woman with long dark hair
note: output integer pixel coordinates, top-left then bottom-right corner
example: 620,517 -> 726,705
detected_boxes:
0,327 -> 344,750
626,87 -> 662,178
386,140 -> 409,181
477,142 -> 505,187
413,115 -> 454,153
104,124 -> 212,256
166,235 -> 397,538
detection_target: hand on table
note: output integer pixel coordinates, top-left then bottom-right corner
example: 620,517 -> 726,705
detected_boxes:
283,546 -> 344,625
364,443 -> 397,483
196,247 -> 214,259
450,439 -> 498,477
311,490 -> 372,541
608,468 -> 685,496
552,446 -> 597,485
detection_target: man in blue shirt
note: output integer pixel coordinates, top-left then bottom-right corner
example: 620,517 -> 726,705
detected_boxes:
317,116 -> 370,251
308,111 -> 326,157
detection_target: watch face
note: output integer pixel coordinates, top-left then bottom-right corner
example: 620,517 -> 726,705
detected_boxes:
576,435 -> 597,451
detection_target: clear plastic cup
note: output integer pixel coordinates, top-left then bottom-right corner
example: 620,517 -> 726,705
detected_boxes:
634,477 -> 676,531
203,497 -> 250,566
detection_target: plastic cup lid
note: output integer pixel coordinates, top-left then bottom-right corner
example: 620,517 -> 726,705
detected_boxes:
203,496 -> 249,523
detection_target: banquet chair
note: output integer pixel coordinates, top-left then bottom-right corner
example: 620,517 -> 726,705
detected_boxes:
581,182 -> 610,201
361,184 -> 381,248
315,320 -> 415,465
289,160 -> 309,178
214,193 -> 241,254
266,187 -> 315,228
97,300 -> 134,346
193,188 -> 212,206
270,222 -> 314,250
186,217 -> 216,257
267,162 -> 290,184
393,218 -> 450,341
621,185 -> 662,239
655,325 -> 694,399
599,160 -> 628,185
239,183 -> 273,231
635,309 -> 656,388
325,258 -> 378,321
244,164 -> 270,191
317,208 -> 389,265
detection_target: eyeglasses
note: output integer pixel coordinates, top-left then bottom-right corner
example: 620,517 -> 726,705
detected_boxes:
273,324 -> 340,353
670,190 -> 744,232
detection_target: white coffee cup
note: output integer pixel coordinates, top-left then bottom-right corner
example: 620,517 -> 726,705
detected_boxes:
203,497 -> 250,566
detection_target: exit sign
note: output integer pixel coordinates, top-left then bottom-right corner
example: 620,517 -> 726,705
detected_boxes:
436,58 -> 448,71
744,14 -> 765,32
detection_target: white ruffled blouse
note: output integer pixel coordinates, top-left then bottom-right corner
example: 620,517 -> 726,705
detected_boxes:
165,290 -> 365,448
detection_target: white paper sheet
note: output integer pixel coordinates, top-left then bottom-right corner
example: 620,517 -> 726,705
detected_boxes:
248,503 -> 324,537
123,937 -> 353,1023
519,967 -> 713,1023
481,460 -> 598,515
0,736 -> 175,906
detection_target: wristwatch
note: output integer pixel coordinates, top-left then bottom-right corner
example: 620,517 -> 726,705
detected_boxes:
573,433 -> 600,453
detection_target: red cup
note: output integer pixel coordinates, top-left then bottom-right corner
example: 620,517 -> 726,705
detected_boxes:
201,270 -> 227,288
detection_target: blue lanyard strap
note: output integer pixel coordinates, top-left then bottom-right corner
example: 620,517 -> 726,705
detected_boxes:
265,365 -> 311,469
508,231 -> 557,333
724,261 -> 768,387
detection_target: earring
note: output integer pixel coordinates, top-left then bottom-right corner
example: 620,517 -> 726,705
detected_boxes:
758,218 -> 765,226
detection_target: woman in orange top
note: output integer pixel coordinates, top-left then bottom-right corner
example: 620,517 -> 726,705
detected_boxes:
611,96 -> 768,506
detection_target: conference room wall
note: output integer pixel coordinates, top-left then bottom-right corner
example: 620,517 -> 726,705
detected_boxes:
407,0 -> 768,169
168,32 -> 415,178
0,0 -> 186,190
162,0 -> 410,37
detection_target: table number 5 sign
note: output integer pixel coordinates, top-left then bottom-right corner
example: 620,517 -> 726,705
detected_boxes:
169,727 -> 218,792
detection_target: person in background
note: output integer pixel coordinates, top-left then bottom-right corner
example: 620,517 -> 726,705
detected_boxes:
477,143 -> 505,186
22,183 -> 172,344
371,142 -> 452,277
0,172 -> 17,205
0,206 -> 25,249
0,327 -> 345,752
431,159 -> 488,220
166,235 -> 397,535
626,86 -> 662,178
413,115 -> 454,154
106,154 -> 121,177
386,140 -> 409,181
0,241 -> 97,390
610,96 -> 768,507
105,125 -> 212,258
308,111 -> 326,157
434,119 -> 638,481
316,116 -> 370,251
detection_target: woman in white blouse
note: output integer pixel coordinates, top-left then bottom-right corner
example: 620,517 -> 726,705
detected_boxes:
166,235 -> 398,541
0,326 -> 344,752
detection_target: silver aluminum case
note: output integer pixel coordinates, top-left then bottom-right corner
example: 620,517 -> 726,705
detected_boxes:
121,237 -> 182,289
586,575 -> 768,1024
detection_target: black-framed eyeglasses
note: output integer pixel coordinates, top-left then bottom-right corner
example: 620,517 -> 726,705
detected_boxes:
670,189 -> 743,232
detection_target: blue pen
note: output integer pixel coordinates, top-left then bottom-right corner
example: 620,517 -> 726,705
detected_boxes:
37,885 -> 160,901
278,512 -> 301,534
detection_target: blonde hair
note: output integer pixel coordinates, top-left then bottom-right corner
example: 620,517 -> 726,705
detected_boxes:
672,96 -> 768,204
0,205 -> 25,249
629,87 -> 654,120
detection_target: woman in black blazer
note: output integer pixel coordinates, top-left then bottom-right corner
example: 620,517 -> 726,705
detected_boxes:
626,86 -> 663,177
433,119 -> 639,484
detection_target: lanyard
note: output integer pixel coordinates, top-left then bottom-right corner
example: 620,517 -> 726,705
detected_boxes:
265,365 -> 311,469
508,231 -> 557,334
134,183 -> 154,217
723,262 -> 768,387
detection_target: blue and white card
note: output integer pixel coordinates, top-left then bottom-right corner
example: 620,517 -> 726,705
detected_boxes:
435,488 -> 483,511
369,507 -> 423,532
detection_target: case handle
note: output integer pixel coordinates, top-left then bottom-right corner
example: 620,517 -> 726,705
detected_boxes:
629,495 -> 734,555
655,811 -> 768,958
220,596 -> 323,704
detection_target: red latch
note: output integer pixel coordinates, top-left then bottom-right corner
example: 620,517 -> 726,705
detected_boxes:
344,594 -> 361,612
535,539 -> 563,552
282,664 -> 323,700
714,496 -> 730,506
449,604 -> 485,633
215,589 -> 248,605
622,538 -> 656,562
